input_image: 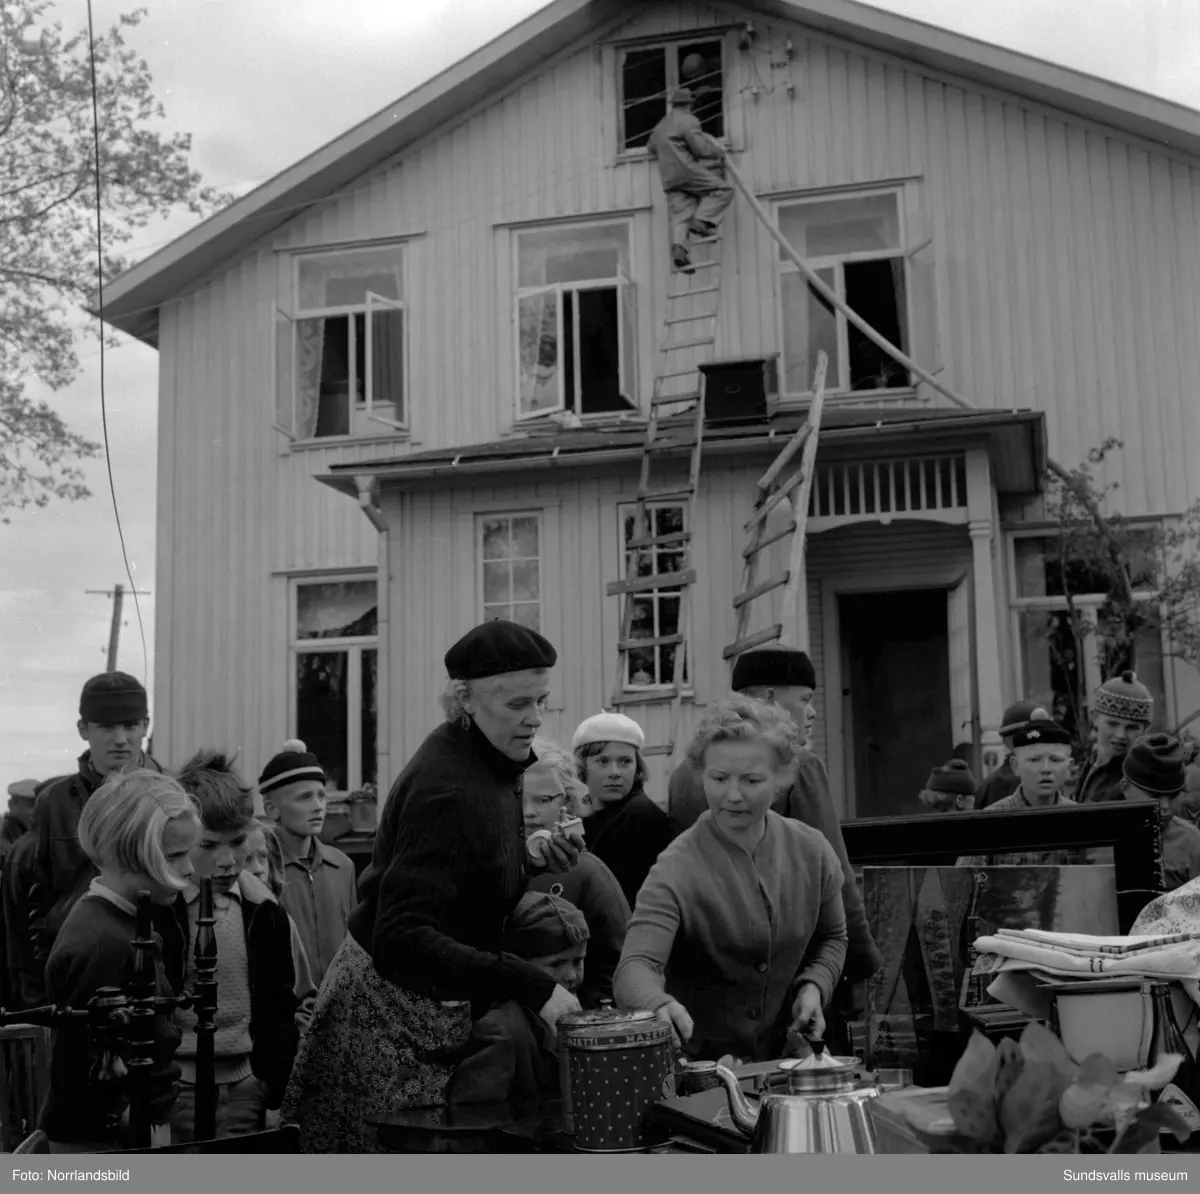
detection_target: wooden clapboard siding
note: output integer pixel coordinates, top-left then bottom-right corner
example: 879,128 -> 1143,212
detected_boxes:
152,0 -> 1200,781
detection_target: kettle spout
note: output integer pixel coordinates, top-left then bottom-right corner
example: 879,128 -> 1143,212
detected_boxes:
680,1060 -> 759,1138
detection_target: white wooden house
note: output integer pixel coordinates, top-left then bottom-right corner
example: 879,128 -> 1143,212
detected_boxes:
102,0 -> 1200,818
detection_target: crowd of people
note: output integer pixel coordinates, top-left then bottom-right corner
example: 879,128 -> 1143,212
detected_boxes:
2,621 -> 1199,1153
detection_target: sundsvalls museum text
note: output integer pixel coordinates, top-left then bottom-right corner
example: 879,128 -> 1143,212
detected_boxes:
11,1169 -> 130,1182
1063,1172 -> 1190,1182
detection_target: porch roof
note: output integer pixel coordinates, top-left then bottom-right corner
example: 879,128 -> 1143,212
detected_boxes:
320,405 -> 1046,498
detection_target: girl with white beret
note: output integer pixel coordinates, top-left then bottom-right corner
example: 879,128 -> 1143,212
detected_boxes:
573,711 -> 675,908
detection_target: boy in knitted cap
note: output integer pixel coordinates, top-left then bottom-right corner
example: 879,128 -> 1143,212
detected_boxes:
445,891 -> 589,1107
258,740 -> 358,987
918,760 -> 977,813
26,672 -> 164,1000
1077,670 -> 1154,804
974,701 -> 1047,810
1121,733 -> 1200,891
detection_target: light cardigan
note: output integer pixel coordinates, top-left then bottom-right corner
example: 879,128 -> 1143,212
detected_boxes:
613,809 -> 848,1061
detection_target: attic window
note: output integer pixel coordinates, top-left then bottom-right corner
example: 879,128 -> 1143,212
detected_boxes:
619,38 -> 725,152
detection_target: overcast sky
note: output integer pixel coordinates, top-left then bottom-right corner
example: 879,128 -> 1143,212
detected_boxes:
3,0 -> 1199,789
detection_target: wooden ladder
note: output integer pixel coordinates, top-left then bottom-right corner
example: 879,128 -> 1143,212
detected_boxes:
723,351 -> 828,671
606,233 -> 725,760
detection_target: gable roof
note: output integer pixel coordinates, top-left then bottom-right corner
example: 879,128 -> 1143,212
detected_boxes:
102,0 -> 1200,346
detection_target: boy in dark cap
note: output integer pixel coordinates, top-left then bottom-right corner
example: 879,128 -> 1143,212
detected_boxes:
26,672 -> 163,995
1121,733 -> 1200,891
668,647 -> 882,984
974,700 -> 1047,810
2,779 -> 39,866
445,891 -> 589,1107
958,713 -> 1090,867
259,740 -> 358,987
918,760 -> 977,813
1077,671 -> 1155,804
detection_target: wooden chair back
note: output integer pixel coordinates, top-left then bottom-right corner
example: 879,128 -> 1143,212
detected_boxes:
0,1024 -> 51,1153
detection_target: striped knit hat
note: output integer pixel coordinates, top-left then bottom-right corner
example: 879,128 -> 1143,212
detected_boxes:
258,739 -> 325,795
503,892 -> 589,959
1091,671 -> 1154,725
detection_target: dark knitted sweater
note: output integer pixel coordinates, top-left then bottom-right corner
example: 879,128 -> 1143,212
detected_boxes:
348,720 -> 555,1014
1076,752 -> 1127,805
583,784 -> 675,910
40,890 -> 187,1145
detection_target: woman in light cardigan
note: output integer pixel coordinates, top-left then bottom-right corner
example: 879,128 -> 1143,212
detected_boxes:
613,695 -> 848,1062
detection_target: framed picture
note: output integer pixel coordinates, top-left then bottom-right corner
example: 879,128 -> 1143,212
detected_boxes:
841,802 -> 1163,932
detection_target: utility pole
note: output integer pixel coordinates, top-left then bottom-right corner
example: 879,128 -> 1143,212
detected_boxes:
86,583 -> 151,672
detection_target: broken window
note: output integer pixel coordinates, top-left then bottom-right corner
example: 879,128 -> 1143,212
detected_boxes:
276,245 -> 407,440
776,191 -> 913,395
515,221 -> 637,419
619,38 -> 725,151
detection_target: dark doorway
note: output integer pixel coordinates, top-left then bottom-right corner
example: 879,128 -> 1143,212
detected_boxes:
841,589 -> 952,819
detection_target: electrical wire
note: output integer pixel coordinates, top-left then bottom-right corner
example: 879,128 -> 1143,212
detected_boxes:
85,0 -> 149,684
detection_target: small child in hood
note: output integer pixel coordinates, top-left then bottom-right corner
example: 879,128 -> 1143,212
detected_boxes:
444,891 -> 589,1107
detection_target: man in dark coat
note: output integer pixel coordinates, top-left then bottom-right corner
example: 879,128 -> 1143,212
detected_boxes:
974,701 -> 1046,810
667,648 -> 882,983
25,672 -> 163,998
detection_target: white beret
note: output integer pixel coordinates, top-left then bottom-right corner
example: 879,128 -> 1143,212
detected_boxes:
572,711 -> 646,751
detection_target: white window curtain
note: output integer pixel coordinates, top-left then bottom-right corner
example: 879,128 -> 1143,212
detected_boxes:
295,318 -> 325,439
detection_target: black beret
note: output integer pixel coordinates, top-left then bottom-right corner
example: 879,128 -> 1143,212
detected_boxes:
445,620 -> 557,681
1011,717 -> 1073,749
731,648 -> 817,693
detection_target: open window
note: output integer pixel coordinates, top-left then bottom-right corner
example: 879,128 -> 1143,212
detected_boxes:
776,189 -> 924,398
275,244 -> 408,441
619,37 -> 726,152
515,222 -> 638,421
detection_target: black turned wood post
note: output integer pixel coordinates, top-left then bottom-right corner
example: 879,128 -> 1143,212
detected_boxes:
123,892 -> 159,1148
88,985 -> 130,1145
193,875 -> 218,1143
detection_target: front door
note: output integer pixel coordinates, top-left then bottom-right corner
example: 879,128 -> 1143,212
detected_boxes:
842,589 -> 953,818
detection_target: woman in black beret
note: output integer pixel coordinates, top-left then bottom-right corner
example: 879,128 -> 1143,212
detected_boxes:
281,620 -> 581,1152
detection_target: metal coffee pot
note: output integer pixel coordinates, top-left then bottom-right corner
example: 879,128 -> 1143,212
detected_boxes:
679,1049 -> 881,1154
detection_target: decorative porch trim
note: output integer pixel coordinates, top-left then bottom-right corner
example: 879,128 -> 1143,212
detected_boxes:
806,452 -> 969,533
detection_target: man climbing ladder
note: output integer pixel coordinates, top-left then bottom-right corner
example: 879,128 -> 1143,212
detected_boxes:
647,88 -> 734,273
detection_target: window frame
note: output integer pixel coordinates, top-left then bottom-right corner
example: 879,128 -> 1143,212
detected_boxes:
1006,528 -> 1165,721
289,572 -> 379,796
278,242 -> 411,442
617,499 -> 693,692
772,186 -> 913,399
512,219 -> 638,422
476,510 -> 545,631
614,34 -> 730,157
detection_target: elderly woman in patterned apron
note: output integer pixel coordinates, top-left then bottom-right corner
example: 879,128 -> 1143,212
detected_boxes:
281,621 -> 582,1152
613,694 -> 848,1063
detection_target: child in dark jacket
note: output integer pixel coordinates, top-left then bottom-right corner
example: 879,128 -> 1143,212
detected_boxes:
40,769 -> 200,1151
444,891 -> 589,1107
171,750 -> 300,1142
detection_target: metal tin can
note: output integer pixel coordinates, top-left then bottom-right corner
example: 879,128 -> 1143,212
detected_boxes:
559,1009 -> 673,1152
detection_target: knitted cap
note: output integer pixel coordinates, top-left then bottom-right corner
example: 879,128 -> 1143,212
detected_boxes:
669,87 -> 694,105
572,711 -> 645,752
79,671 -> 148,725
503,891 -> 589,959
1011,710 -> 1073,750
258,739 -> 325,795
444,620 -> 557,681
925,759 -> 977,796
1122,733 -> 1187,796
6,779 -> 40,801
1091,671 -> 1154,724
731,648 -> 817,693
1000,701 -> 1047,737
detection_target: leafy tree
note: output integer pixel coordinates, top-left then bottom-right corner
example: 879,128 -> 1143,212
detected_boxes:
1040,443 -> 1200,736
0,0 -> 226,521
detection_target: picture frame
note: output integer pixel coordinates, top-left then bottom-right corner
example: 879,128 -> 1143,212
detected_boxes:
841,802 -> 1164,932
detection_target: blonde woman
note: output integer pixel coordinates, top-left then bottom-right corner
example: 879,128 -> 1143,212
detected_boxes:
524,738 -> 631,1006
614,695 -> 848,1062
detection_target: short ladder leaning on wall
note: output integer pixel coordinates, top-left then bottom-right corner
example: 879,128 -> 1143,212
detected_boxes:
723,350 -> 828,677
606,234 -> 725,761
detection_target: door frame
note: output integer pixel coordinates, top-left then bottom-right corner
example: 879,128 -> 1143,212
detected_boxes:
825,577 -> 972,820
